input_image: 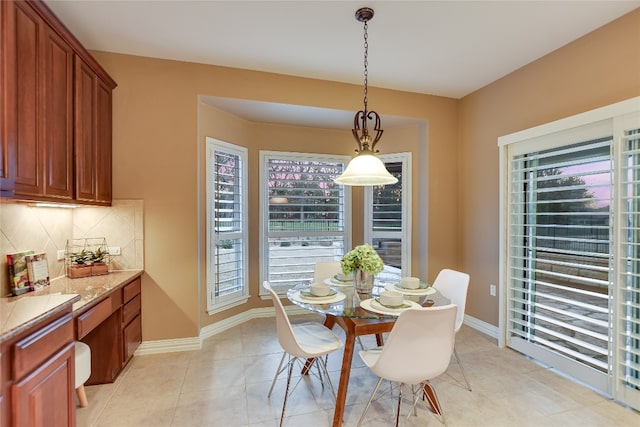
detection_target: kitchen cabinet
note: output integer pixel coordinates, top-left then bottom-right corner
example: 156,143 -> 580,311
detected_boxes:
75,275 -> 141,385
122,277 -> 142,365
74,57 -> 113,204
1,308 -> 76,427
0,0 -> 116,205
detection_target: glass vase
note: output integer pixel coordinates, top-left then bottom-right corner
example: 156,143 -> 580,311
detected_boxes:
354,269 -> 375,295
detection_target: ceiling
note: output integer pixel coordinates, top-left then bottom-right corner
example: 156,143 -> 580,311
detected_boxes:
45,0 -> 640,127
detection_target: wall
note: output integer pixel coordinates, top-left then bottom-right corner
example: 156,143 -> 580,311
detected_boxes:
92,51 -> 459,341
0,200 -> 144,296
458,9 -> 640,326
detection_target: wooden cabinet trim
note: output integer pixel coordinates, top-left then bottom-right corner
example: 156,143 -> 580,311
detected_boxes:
11,313 -> 73,380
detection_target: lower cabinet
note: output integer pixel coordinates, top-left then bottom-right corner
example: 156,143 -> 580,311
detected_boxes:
122,278 -> 141,365
1,309 -> 75,427
12,343 -> 75,427
75,275 -> 141,385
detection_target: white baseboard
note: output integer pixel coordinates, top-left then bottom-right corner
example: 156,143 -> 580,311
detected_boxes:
135,337 -> 201,355
134,308 -> 498,356
463,314 -> 499,339
134,306 -> 301,356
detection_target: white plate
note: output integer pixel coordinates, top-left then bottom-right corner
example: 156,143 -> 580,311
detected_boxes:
360,298 -> 421,316
386,283 -> 436,296
324,277 -> 353,286
291,290 -> 346,304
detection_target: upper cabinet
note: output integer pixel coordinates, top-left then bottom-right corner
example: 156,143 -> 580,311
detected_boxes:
0,0 -> 117,206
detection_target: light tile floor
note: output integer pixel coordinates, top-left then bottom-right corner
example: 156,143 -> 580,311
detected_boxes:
77,316 -> 640,426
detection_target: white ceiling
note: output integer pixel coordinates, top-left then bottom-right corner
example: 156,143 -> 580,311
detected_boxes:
45,0 -> 640,126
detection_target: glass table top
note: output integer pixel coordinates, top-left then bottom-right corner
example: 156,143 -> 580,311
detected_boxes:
286,282 -> 450,319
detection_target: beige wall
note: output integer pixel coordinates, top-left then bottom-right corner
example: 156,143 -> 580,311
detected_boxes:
93,51 -> 459,340
458,9 -> 640,326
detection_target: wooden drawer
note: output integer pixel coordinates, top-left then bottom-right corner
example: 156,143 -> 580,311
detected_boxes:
123,277 -> 141,304
12,313 -> 73,380
122,294 -> 141,326
76,292 -> 122,339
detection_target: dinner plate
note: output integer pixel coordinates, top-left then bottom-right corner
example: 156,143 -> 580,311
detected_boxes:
386,283 -> 437,296
291,290 -> 346,304
360,298 -> 421,316
324,277 -> 353,286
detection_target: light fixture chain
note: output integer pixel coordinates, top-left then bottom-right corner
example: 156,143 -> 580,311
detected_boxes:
363,19 -> 368,114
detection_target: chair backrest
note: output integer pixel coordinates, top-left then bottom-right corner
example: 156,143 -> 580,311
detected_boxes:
314,261 -> 341,283
432,269 -> 470,332
263,281 -> 306,358
369,304 -> 457,384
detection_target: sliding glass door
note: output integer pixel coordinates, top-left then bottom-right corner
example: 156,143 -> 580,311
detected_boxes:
500,99 -> 640,410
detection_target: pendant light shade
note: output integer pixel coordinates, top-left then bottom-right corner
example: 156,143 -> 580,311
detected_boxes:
334,151 -> 398,185
335,7 -> 397,187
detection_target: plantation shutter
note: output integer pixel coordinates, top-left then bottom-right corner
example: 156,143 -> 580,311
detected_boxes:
210,144 -> 247,306
507,123 -> 614,390
263,154 -> 349,289
615,112 -> 640,409
369,161 -> 404,272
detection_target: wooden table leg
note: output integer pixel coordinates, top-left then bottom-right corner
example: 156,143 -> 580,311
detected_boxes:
332,318 -> 356,427
423,382 -> 442,415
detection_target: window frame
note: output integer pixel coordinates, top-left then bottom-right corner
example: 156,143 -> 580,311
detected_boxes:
206,137 -> 249,314
364,152 -> 412,280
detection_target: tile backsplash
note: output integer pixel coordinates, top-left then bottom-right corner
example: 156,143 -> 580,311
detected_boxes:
0,199 -> 144,297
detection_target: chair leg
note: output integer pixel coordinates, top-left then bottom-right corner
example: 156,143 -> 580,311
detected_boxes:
279,358 -> 297,427
357,377 -> 384,427
268,352 -> 288,398
316,356 -> 337,400
76,385 -> 88,408
453,347 -> 472,391
394,384 -> 403,427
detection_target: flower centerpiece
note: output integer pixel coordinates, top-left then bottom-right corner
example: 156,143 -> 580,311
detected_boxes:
341,244 -> 384,294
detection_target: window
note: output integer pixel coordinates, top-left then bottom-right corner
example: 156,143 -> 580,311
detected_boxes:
364,153 -> 412,282
206,138 -> 248,313
260,152 -> 351,294
499,97 -> 640,410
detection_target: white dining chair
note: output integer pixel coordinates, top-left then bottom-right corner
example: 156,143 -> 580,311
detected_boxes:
357,304 -> 458,426
263,281 -> 344,427
313,261 -> 341,283
432,268 -> 472,391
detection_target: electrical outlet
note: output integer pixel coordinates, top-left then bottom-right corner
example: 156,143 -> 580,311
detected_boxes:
490,284 -> 497,296
56,249 -> 66,260
108,246 -> 121,256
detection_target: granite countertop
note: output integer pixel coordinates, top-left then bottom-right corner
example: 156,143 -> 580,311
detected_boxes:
0,269 -> 143,343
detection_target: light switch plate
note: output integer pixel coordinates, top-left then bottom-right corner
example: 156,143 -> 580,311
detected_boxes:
108,246 -> 121,256
56,249 -> 66,260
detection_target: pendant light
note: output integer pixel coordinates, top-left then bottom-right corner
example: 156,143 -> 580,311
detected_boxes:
335,7 -> 398,186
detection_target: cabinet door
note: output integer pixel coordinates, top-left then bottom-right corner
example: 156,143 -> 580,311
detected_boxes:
40,25 -> 74,200
10,0 -> 40,196
75,57 -> 112,205
123,313 -> 141,365
0,1 -> 14,196
11,342 -> 75,427
10,0 -> 73,200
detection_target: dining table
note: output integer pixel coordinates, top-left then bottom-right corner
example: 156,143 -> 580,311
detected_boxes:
287,279 -> 450,427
